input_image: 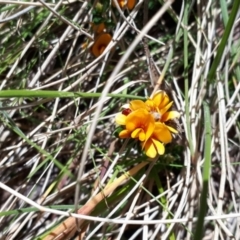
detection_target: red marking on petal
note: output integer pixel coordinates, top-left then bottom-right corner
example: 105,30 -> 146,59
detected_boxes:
122,108 -> 132,116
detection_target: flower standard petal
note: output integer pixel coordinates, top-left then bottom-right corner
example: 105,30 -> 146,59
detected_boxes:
158,92 -> 170,109
151,91 -> 163,106
130,100 -> 147,111
145,99 -> 154,109
125,109 -> 155,142
126,109 -> 149,131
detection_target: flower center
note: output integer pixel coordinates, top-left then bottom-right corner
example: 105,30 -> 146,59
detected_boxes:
152,112 -> 161,121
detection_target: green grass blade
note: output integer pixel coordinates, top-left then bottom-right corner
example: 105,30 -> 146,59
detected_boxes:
194,102 -> 212,240
0,90 -> 145,100
220,0 -> 229,26
208,0 -> 240,82
183,0 -> 194,156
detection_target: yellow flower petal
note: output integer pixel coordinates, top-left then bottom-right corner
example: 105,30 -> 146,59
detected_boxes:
144,119 -> 155,142
126,109 -> 152,131
115,113 -> 126,125
152,138 -> 165,155
153,123 -> 172,143
138,130 -> 146,142
131,128 -> 141,139
166,125 -> 178,134
143,137 -> 165,158
124,109 -> 155,142
160,101 -> 173,115
162,111 -> 180,122
152,91 -> 163,106
143,140 -> 157,158
145,99 -> 153,109
159,92 -> 170,109
119,129 -> 131,138
130,100 -> 147,111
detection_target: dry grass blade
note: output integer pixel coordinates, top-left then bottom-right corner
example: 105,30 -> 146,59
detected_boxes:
44,161 -> 149,240
0,0 -> 240,239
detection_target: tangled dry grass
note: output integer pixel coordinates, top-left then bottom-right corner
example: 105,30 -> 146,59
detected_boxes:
0,0 -> 240,239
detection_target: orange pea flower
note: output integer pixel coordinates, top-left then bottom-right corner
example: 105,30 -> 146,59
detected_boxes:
116,109 -> 155,143
142,122 -> 173,158
113,0 -> 136,10
91,33 -> 112,57
145,91 -> 180,133
115,91 -> 180,158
